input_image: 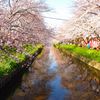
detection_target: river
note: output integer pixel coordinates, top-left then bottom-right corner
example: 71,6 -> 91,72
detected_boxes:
2,47 -> 100,100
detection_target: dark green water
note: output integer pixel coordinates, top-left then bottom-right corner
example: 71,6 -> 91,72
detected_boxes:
2,47 -> 100,100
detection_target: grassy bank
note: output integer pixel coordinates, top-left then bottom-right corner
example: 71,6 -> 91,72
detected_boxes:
54,44 -> 100,62
0,44 -> 43,77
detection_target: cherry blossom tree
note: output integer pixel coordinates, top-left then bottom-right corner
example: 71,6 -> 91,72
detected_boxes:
0,0 -> 51,51
60,0 -> 100,39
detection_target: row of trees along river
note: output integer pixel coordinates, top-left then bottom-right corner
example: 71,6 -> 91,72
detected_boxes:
0,0 -> 100,100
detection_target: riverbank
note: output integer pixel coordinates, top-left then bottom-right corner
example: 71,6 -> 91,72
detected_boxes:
0,44 -> 43,89
7,47 -> 100,100
54,44 -> 100,71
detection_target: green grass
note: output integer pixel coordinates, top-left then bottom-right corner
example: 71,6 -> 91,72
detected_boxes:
55,44 -> 100,62
23,44 -> 43,55
0,44 -> 43,77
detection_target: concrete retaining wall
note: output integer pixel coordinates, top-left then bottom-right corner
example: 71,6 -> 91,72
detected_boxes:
60,49 -> 100,71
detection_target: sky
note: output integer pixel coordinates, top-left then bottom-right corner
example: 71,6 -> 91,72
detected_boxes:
43,0 -> 75,29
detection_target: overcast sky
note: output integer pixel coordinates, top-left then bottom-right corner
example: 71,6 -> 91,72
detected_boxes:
43,0 -> 74,28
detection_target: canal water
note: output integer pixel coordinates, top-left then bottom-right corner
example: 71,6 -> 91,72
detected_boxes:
6,47 -> 100,100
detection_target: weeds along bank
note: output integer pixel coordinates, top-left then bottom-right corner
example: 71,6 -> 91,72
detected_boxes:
54,43 -> 100,71
0,44 -> 43,88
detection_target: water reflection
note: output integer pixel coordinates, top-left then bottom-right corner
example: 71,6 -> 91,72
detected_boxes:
48,49 -> 58,73
47,50 -> 71,100
7,47 -> 100,100
47,75 -> 70,100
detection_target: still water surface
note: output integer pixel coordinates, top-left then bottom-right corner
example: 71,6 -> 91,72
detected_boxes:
7,47 -> 100,100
